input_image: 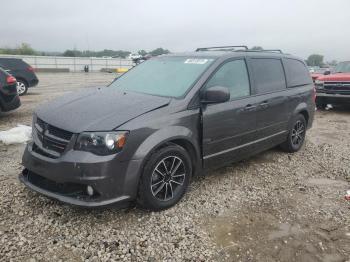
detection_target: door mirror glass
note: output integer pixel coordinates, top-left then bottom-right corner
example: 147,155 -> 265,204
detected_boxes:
201,86 -> 230,104
324,70 -> 331,75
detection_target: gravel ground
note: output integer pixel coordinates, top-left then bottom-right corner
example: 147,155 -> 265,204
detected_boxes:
0,73 -> 349,262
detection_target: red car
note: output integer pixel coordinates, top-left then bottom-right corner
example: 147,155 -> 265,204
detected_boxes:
314,61 -> 350,108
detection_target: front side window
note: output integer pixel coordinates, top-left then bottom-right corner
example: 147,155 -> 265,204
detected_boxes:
251,58 -> 286,94
205,59 -> 250,99
109,57 -> 214,98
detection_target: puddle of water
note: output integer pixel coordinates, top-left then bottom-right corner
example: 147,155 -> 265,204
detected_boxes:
268,223 -> 303,240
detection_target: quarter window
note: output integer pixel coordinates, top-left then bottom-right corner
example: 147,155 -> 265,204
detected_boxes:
284,59 -> 312,87
251,58 -> 286,94
205,59 -> 250,99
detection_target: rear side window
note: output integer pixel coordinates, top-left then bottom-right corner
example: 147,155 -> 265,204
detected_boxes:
251,58 -> 286,94
205,59 -> 250,100
284,59 -> 312,87
0,59 -> 26,69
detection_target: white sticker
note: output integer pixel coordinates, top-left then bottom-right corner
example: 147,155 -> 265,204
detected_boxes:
184,59 -> 209,65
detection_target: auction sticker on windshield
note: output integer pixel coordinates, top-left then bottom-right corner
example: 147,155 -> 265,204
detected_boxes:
184,59 -> 211,64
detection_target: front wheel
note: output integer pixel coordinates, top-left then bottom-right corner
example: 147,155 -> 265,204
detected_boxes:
280,114 -> 307,153
16,80 -> 28,96
137,144 -> 192,211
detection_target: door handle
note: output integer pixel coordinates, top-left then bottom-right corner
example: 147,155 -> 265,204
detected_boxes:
244,104 -> 257,111
259,101 -> 269,109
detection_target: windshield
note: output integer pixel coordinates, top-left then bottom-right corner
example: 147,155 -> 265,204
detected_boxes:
334,62 -> 350,73
109,57 -> 214,97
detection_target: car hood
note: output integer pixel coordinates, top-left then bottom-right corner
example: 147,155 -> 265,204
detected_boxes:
35,87 -> 171,133
317,73 -> 350,82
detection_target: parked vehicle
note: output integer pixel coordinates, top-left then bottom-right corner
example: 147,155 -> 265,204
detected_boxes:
0,67 -> 20,112
315,61 -> 350,107
20,46 -> 315,210
0,58 -> 39,96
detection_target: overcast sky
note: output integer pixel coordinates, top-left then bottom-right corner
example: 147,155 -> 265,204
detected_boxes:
1,0 -> 349,61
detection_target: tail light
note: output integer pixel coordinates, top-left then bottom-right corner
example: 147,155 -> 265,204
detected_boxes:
27,66 -> 34,72
6,75 -> 17,84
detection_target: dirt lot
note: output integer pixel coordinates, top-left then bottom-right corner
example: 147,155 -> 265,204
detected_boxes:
0,73 -> 349,262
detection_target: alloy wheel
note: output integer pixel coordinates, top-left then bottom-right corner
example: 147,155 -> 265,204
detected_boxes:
16,81 -> 26,95
291,120 -> 305,147
150,156 -> 186,201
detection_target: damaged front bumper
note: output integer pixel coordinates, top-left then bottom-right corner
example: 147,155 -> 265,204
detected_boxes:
20,141 -> 142,207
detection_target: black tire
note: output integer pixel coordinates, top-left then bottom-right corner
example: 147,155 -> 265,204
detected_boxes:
280,114 -> 307,153
16,80 -> 28,96
137,144 -> 192,211
316,102 -> 327,109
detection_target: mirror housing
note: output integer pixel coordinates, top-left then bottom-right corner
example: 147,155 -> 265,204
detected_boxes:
324,70 -> 331,75
201,86 -> 230,104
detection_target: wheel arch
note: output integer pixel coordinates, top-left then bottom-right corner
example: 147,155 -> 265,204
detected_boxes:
15,76 -> 28,87
291,103 -> 309,127
134,126 -> 201,174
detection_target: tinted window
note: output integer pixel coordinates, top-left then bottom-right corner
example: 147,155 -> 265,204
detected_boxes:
0,58 -> 26,69
251,58 -> 286,94
205,59 -> 250,99
284,59 -> 312,87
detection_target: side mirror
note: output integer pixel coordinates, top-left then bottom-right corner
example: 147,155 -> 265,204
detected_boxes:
201,86 -> 230,104
324,70 -> 331,75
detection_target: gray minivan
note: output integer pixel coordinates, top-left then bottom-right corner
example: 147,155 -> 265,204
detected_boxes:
20,46 -> 315,210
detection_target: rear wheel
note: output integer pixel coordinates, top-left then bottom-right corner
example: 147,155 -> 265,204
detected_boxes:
137,144 -> 192,211
280,114 -> 307,153
16,80 -> 28,96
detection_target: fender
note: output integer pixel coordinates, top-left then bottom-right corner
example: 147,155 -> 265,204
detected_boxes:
131,125 -> 201,162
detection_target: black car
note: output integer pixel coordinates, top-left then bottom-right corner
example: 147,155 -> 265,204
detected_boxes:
0,67 -> 20,112
20,46 -> 315,211
0,58 -> 39,96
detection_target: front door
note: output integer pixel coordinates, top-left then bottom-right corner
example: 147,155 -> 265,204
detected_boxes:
202,59 -> 258,168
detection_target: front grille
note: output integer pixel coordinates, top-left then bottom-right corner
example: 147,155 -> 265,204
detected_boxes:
23,169 -> 100,198
33,118 -> 74,158
36,118 -> 73,141
324,82 -> 350,92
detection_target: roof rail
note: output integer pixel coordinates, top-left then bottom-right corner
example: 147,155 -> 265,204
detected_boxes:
257,49 -> 283,53
240,49 -> 284,54
196,45 -> 249,52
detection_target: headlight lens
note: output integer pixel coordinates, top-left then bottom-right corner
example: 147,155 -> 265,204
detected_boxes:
74,131 -> 128,156
315,79 -> 324,85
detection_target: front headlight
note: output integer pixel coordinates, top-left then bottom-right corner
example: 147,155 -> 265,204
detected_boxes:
314,79 -> 324,89
74,131 -> 128,156
315,79 -> 324,85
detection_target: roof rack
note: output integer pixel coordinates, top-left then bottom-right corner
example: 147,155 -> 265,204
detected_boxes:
195,46 -> 284,54
196,45 -> 249,52
249,49 -> 283,53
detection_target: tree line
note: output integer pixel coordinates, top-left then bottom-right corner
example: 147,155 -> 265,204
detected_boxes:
0,43 -> 170,59
0,43 -> 339,66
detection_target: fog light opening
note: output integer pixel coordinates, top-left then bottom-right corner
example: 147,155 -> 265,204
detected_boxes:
86,185 -> 94,196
